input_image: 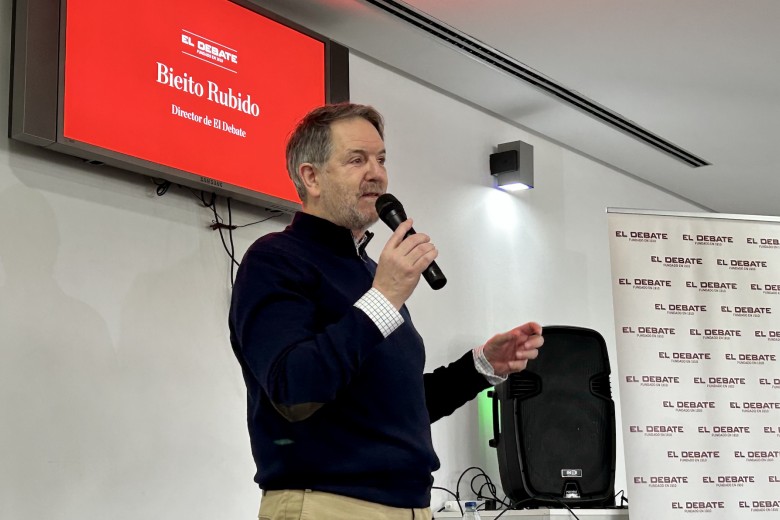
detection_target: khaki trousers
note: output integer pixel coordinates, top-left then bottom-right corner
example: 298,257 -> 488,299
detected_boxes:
258,489 -> 432,520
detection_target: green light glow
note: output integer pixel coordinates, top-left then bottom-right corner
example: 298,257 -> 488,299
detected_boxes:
478,388 -> 495,441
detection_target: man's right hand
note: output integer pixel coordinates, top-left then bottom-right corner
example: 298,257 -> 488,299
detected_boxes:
373,219 -> 438,310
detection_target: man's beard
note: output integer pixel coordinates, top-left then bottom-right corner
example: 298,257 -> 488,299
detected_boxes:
320,179 -> 384,231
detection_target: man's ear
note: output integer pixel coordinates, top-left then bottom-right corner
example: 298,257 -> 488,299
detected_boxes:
299,163 -> 322,201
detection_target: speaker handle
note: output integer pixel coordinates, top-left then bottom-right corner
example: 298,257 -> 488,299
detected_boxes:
488,390 -> 499,448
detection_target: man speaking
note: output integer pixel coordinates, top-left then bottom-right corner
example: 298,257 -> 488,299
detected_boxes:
229,103 -> 543,520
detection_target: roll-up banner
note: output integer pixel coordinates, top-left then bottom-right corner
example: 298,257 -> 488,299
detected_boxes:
608,208 -> 780,519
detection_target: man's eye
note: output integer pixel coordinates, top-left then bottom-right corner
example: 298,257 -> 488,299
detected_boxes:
378,157 -> 386,164
351,158 -> 362,164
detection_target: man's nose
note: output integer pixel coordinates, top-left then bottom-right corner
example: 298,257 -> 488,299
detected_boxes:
364,157 -> 386,182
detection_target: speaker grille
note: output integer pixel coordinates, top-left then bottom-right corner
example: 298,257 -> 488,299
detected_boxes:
516,332 -> 612,497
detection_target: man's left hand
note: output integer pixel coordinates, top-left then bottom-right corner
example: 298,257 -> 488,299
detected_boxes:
483,322 -> 543,377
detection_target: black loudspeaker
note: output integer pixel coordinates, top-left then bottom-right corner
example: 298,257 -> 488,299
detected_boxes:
489,326 -> 616,508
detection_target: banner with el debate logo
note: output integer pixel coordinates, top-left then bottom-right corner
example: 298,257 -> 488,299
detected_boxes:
608,208 -> 780,520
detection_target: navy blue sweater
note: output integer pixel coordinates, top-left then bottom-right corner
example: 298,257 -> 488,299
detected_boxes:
229,212 -> 490,508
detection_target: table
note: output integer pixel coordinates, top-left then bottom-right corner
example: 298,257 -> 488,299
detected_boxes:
433,508 -> 629,519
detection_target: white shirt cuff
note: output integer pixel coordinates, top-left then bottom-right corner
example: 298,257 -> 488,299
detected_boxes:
354,288 -> 404,338
473,344 -> 507,386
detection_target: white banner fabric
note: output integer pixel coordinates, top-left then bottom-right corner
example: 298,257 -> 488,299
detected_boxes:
608,209 -> 780,520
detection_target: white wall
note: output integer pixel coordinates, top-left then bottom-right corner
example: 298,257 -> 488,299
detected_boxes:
0,0 -> 700,514
348,54 -> 701,507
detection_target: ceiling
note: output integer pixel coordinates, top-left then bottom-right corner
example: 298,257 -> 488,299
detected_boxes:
253,0 -> 780,215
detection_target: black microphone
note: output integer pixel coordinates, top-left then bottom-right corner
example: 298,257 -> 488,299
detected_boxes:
375,194 -> 447,290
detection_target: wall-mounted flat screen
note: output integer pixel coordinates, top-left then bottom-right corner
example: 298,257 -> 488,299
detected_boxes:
11,0 -> 350,211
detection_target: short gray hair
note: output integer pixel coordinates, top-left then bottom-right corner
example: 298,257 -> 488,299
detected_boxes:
285,103 -> 384,203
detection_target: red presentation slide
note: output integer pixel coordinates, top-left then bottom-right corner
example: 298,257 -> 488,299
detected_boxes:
64,0 -> 325,203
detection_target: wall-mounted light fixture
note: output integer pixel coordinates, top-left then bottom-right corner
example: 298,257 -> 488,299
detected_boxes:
489,140 -> 534,191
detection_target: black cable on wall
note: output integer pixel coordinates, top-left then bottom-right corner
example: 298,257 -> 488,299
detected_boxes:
153,178 -> 283,287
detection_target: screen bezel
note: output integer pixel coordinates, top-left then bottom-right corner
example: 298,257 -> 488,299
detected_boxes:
51,0 -> 345,212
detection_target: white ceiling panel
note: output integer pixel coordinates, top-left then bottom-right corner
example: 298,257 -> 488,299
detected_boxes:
251,0 -> 780,215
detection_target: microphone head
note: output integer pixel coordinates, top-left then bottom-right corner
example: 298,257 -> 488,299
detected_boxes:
375,193 -> 405,221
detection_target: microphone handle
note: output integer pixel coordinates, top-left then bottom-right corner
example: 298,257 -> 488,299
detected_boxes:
403,226 -> 447,291
422,259 -> 447,290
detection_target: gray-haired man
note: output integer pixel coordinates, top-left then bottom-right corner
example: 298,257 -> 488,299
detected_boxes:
229,103 -> 543,520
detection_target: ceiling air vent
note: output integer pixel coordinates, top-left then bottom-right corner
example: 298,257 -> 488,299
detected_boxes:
361,0 -> 710,168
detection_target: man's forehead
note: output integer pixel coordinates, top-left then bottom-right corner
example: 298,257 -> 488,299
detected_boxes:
331,118 -> 384,152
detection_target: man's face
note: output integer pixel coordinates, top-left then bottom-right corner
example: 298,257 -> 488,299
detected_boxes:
318,117 -> 387,231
